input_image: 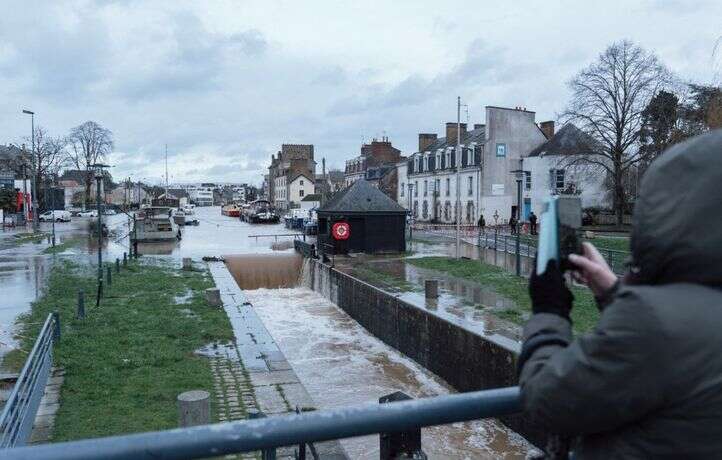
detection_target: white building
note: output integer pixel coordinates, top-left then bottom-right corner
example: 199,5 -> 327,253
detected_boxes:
188,186 -> 214,206
400,106 -> 548,224
274,173 -> 315,209
523,123 -> 609,218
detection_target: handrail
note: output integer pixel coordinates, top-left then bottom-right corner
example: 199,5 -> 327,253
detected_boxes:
0,313 -> 58,448
3,387 -> 521,460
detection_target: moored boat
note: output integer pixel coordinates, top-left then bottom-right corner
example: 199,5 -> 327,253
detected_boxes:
133,207 -> 181,242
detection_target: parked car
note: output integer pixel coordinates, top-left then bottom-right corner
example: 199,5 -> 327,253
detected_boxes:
103,209 -> 117,216
77,210 -> 98,217
39,210 -> 71,222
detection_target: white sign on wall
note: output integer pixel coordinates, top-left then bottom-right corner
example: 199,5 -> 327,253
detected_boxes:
491,184 -> 505,196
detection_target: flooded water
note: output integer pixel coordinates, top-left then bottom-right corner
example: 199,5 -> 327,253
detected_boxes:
225,253 -> 302,290
244,287 -> 530,459
0,206 -> 293,360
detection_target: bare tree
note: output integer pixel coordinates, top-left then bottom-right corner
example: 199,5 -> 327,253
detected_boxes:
67,121 -> 114,205
561,40 -> 671,226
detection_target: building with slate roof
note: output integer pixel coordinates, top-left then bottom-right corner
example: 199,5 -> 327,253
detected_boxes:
317,179 -> 407,254
400,106 -> 549,225
344,137 -> 402,189
523,123 -> 610,218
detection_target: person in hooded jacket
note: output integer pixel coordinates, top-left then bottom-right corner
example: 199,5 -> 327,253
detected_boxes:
518,130 -> 722,459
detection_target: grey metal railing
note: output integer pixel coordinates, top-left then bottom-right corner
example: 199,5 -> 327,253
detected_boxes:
0,312 -> 60,448
2,386 -> 521,460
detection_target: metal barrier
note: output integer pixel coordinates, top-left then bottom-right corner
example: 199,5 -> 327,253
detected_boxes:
293,240 -> 317,258
2,386 -> 521,460
0,313 -> 60,448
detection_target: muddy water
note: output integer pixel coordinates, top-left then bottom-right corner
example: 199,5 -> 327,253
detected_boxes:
244,287 -> 530,459
225,253 -> 302,290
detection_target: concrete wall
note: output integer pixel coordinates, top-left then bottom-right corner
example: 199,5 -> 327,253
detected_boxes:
306,258 -> 544,447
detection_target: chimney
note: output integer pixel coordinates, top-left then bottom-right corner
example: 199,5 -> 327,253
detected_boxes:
473,123 -> 485,131
445,122 -> 467,143
418,133 -> 437,152
540,121 -> 555,140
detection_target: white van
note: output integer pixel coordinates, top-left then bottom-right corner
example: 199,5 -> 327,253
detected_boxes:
39,210 -> 71,222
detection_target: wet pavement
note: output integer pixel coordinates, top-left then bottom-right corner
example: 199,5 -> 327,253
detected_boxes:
244,287 -> 530,459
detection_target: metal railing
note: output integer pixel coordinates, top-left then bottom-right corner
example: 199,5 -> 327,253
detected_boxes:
2,387 -> 521,460
0,312 -> 60,448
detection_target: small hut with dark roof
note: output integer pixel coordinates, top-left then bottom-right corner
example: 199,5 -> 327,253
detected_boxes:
317,179 -> 407,254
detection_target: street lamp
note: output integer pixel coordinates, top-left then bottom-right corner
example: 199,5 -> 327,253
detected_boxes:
90,163 -> 110,304
22,109 -> 38,232
510,168 -> 529,277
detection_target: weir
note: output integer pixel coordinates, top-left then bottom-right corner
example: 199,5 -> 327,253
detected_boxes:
223,253 -> 537,457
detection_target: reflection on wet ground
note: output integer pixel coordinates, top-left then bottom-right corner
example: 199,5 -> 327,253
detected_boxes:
244,287 -> 530,459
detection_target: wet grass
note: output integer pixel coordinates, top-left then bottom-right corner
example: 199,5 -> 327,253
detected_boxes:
10,232 -> 49,245
5,258 -> 235,441
407,257 -> 600,334
351,264 -> 420,293
42,236 -> 85,254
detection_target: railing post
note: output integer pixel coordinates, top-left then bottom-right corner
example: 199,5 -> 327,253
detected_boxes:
379,392 -> 426,460
248,410 -> 276,460
52,311 -> 60,342
77,290 -> 85,319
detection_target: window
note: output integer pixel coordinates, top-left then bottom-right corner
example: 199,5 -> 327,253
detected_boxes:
555,169 -> 565,190
496,143 -> 506,157
299,190 -> 304,197
300,180 -> 304,186
422,201 -> 428,219
446,178 -> 450,196
468,176 -> 473,196
423,180 -> 428,196
435,179 -> 440,195
400,183 -> 405,197
413,201 -> 418,217
525,171 -> 531,191
414,181 -> 418,197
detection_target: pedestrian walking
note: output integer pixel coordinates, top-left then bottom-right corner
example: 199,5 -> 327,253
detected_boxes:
518,130 -> 722,458
477,214 -> 486,247
528,211 -> 538,235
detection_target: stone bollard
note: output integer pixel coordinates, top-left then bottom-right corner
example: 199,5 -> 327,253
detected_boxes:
115,258 -> 120,273
77,290 -> 85,319
177,390 -> 210,427
123,252 -> 128,267
424,279 -> 439,299
205,288 -> 221,307
182,257 -> 193,271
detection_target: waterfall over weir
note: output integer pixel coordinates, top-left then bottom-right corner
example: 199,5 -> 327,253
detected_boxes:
224,253 -> 303,290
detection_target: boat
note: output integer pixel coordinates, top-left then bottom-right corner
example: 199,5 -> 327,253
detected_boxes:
244,200 -> 280,224
173,209 -> 186,226
133,207 -> 181,242
221,203 -> 241,217
183,204 -> 195,215
283,209 -> 306,230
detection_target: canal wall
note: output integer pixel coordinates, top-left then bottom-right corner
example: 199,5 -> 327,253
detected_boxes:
303,258 -> 544,447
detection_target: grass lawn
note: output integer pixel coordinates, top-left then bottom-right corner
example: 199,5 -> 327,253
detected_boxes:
4,258 -> 236,441
407,257 -> 600,334
587,235 -> 630,253
351,264 -> 420,292
42,236 -> 86,254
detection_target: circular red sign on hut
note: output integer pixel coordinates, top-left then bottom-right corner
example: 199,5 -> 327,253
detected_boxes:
332,222 -> 350,240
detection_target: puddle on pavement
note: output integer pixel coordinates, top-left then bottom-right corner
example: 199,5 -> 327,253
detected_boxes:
195,341 -> 238,358
244,287 -> 530,459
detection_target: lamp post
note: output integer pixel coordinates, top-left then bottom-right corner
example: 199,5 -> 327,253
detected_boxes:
455,96 -> 461,259
90,163 -> 110,294
22,109 -> 38,231
510,168 -> 528,276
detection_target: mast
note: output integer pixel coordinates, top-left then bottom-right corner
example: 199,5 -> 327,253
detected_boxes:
165,144 -> 169,195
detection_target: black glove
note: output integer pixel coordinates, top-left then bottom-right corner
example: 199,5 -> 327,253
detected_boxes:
529,259 -> 574,320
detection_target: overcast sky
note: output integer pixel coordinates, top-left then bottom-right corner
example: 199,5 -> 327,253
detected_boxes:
1,0 -> 720,185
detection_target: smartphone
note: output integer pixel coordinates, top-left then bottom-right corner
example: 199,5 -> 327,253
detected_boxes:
536,196 -> 583,274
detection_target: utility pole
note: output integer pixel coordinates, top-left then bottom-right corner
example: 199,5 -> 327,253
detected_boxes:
22,110 -> 38,231
21,162 -> 28,223
49,178 -> 56,247
455,96 -> 461,259
165,144 -> 169,196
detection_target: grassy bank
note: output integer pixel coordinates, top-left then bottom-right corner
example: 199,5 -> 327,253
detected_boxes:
407,257 -> 599,333
4,258 -> 235,441
42,236 -> 86,254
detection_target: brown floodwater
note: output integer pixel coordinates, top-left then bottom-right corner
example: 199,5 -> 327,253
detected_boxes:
225,253 -> 302,290
242,287 -> 531,459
